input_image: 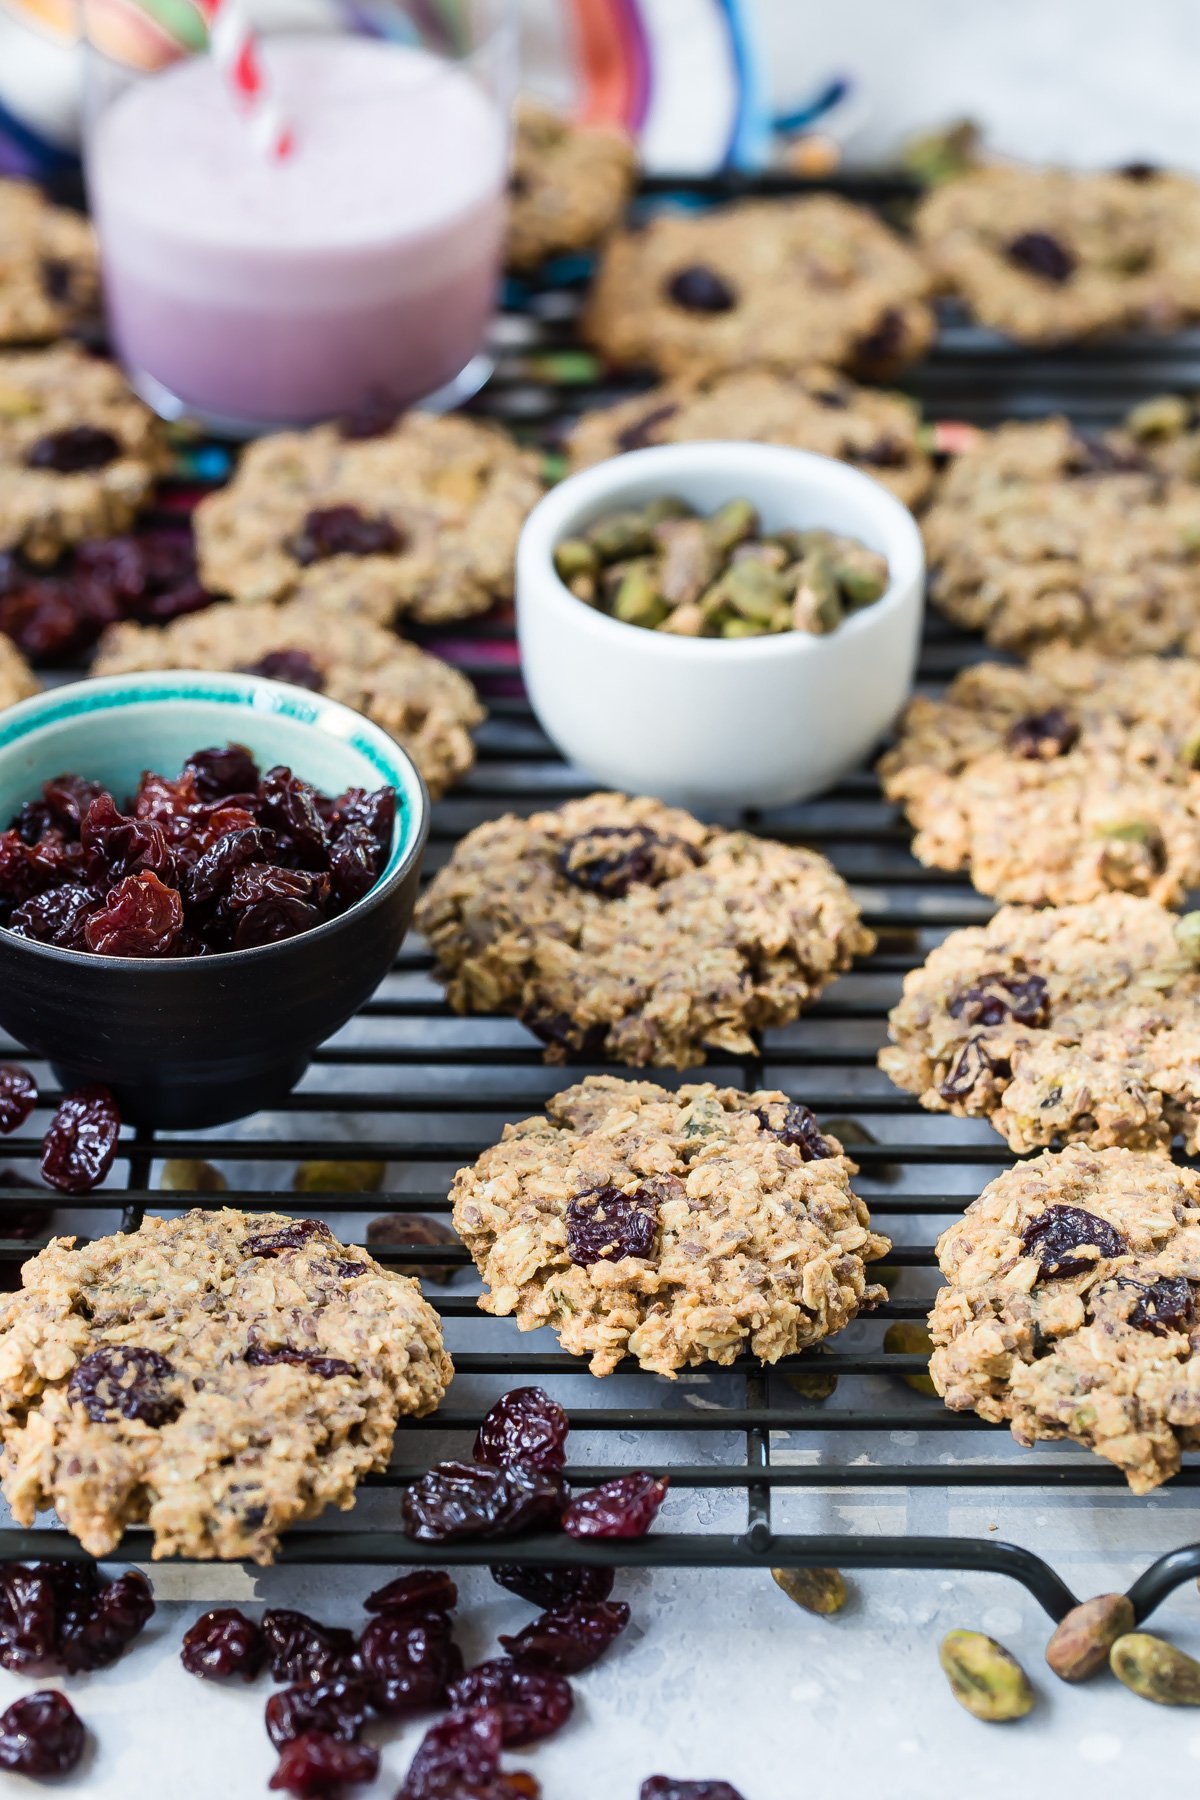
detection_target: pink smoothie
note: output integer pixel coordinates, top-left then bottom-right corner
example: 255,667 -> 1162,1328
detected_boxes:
88,37 -> 507,427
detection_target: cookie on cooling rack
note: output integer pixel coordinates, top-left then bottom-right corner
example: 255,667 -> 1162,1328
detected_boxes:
452,1074 -> 891,1377
0,1209 -> 453,1562
415,792 -> 874,1067
92,596 -> 485,801
915,162 -> 1200,342
930,1144 -> 1200,1493
879,646 -> 1200,905
582,195 -> 935,379
193,410 -> 543,627
507,98 -> 637,271
0,180 -> 99,346
567,364 -> 933,510
0,635 -> 39,713
0,345 -> 168,564
881,894 -> 1200,1154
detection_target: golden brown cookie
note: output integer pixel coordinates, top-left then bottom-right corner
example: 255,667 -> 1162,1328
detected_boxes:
507,98 -> 637,270
0,180 -> 98,345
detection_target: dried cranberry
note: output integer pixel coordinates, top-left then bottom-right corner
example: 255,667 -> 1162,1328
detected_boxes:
853,434 -> 907,468
399,1707 -> 521,1800
366,1213 -> 461,1283
490,1564 -> 615,1610
939,1037 -> 997,1102
131,768 -> 200,835
261,1610 -> 359,1684
330,785 -> 396,859
288,505 -> 402,565
246,1341 -> 354,1379
0,1065 -> 36,1134
363,1570 -> 458,1616
0,1563 -> 83,1673
1020,1205 -> 1128,1279
26,425 -> 121,472
565,1185 -> 658,1266
499,1600 -> 630,1674
44,774 -> 106,838
563,1472 -> 668,1540
68,1345 -> 181,1426
227,866 -> 326,949
474,1388 -> 570,1472
948,970 -> 1050,1029
181,1607 -> 265,1681
81,792 -> 177,887
186,827 -> 278,906
8,885 -> 100,948
329,824 -> 381,907
854,307 -> 907,369
1120,161 -> 1159,181
265,1677 -> 373,1750
558,826 -> 691,897
184,743 -> 260,801
0,1689 -> 85,1777
244,1220 -> 332,1258
446,1660 -> 573,1748
753,1101 -> 833,1160
402,1461 -> 566,1543
641,1781 -> 746,1800
1006,708 -> 1080,760
358,1610 -> 462,1714
243,650 -> 325,692
255,767 -> 330,869
0,831 -> 57,906
84,870 -> 183,957
665,266 -> 736,312
41,257 -> 73,302
269,1730 -> 379,1796
616,402 -> 679,452
1126,1274 -> 1194,1335
1007,230 -> 1076,283
9,800 -> 53,846
40,1086 -> 120,1194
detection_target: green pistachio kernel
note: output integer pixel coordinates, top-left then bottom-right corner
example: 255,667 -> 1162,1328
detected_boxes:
1110,1632 -> 1200,1705
833,547 -> 889,607
721,617 -> 766,638
614,565 -> 670,628
721,560 -> 788,624
1125,394 -> 1190,440
704,497 -> 759,554
643,494 -> 695,525
552,537 -> 600,585
771,1567 -> 847,1615
586,509 -> 654,562
883,1321 -> 938,1395
939,1631 -> 1035,1722
158,1158 -> 227,1194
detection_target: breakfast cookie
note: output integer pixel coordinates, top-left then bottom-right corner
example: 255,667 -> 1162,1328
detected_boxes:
582,196 -> 935,380
929,1144 -> 1200,1493
567,364 -> 933,509
915,162 -> 1200,342
92,597 -> 485,799
879,646 -> 1200,904
881,894 -> 1200,1153
0,1209 -> 453,1561
923,413 -> 1200,655
0,180 -> 98,345
416,792 -> 874,1066
0,345 -> 168,563
193,411 -> 543,625
507,98 -> 637,270
451,1074 -> 890,1376
0,635 -> 39,712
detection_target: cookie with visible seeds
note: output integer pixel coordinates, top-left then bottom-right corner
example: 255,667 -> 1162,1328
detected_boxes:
507,99 -> 636,270
93,597 -> 484,799
415,792 -> 874,1067
0,636 -> 39,713
452,1075 -> 890,1376
0,181 -> 98,346
930,1144 -> 1200,1492
583,196 -> 935,379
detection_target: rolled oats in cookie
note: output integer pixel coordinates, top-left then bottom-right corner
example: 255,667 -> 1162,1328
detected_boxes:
879,645 -> 1200,904
929,1144 -> 1200,1492
0,180 -> 99,346
882,894 -> 1200,1154
0,636 -> 39,713
92,597 -> 484,800
0,345 -> 168,563
0,1209 -> 453,1561
451,1075 -> 891,1376
415,793 -> 874,1067
193,410 -> 543,625
567,364 -> 933,510
507,98 -> 636,271
583,197 -> 935,380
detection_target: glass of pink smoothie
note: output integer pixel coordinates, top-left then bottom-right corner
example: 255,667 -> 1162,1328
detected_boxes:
81,4 -> 515,434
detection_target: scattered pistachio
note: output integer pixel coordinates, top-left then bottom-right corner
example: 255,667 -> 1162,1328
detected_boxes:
366,1212 -> 461,1283
1175,912 -> 1200,961
771,1567 -> 847,1616
158,1158 -> 227,1193
883,1321 -> 938,1395
1046,1595 -> 1135,1683
1125,394 -> 1191,440
939,1631 -> 1035,1722
293,1159 -> 386,1194
783,1358 -> 839,1402
1110,1632 -> 1200,1705
900,118 -> 982,187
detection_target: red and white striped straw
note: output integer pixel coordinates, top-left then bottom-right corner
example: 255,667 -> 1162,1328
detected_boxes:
193,0 -> 294,160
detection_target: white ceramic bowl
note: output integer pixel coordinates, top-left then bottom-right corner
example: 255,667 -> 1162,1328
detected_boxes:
517,441 -> 925,810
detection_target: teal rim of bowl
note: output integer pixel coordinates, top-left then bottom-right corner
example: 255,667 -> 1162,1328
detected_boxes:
0,676 -> 417,883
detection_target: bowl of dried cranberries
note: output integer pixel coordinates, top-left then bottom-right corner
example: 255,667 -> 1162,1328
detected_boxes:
0,670 -> 429,1127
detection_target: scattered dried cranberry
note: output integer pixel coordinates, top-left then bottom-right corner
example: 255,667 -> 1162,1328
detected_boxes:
563,1473 -> 668,1540
1020,1205 -> 1128,1279
490,1564 -> 615,1610
26,425 -> 121,472
289,505 -> 402,565
399,1706 -> 535,1800
181,1607 -> 265,1681
74,531 -> 211,627
246,1341 -> 354,1379
358,1610 -> 462,1714
499,1600 -> 630,1675
665,266 -> 736,312
1126,1274 -> 1195,1335
565,1185 -> 658,1266
265,1677 -> 373,1750
269,1730 -> 379,1796
1120,161 -> 1159,181
1006,708 -> 1080,760
40,1086 -> 120,1194
64,1569 -> 153,1671
0,1562 -> 152,1675
244,1219 -> 332,1258
366,1213 -> 460,1282
938,1037 -> 997,1102
474,1388 -> 570,1473
753,1101 -> 833,1160
446,1660 -> 573,1748
0,1065 -> 36,1134
947,970 -> 1050,1030
402,1461 -> 566,1544
1007,230 -> 1076,283
261,1610 -> 359,1684
83,870 -> 183,957
364,1570 -> 458,1616
0,1689 -> 85,1777
68,1345 -> 181,1426
559,826 -> 692,898
242,650 -> 325,692
641,1781 -> 746,1800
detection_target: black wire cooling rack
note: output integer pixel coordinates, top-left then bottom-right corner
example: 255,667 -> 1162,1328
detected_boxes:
4,171 -> 1200,1625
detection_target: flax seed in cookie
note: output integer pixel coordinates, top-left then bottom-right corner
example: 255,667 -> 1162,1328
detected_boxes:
451,1075 -> 890,1376
0,180 -> 99,346
507,98 -> 636,270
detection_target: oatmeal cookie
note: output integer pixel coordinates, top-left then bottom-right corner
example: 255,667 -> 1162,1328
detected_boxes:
194,411 -> 543,625
0,345 -> 168,564
0,635 -> 39,712
452,1075 -> 890,1376
416,793 -> 874,1066
507,98 -> 637,270
879,646 -> 1200,904
567,364 -> 933,510
583,196 -> 935,380
93,598 -> 484,800
0,180 -> 98,345
916,162 -> 1200,342
929,1144 -> 1200,1492
0,1209 -> 452,1562
881,894 -> 1200,1153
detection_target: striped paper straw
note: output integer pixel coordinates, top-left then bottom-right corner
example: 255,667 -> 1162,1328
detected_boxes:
193,0 -> 294,159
